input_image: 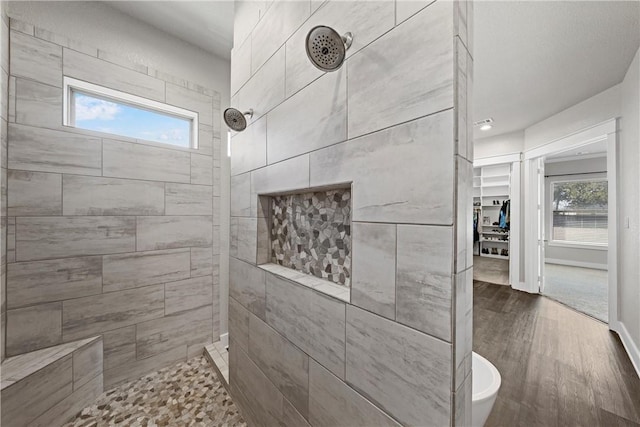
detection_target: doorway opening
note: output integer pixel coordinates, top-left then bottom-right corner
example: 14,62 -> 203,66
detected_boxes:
541,143 -> 609,322
523,120 -> 617,326
473,163 -> 512,285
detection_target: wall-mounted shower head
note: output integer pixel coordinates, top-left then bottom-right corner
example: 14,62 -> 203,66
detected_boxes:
305,26 -> 353,72
223,108 -> 254,132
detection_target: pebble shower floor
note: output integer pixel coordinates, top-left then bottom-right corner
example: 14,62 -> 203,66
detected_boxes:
64,356 -> 246,427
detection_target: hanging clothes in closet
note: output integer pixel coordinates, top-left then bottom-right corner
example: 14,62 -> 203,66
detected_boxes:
499,200 -> 510,230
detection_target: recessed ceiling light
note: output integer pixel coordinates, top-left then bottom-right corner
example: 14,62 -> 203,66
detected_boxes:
474,118 -> 494,131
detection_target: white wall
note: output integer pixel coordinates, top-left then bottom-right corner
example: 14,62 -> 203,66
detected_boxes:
474,130 -> 524,159
475,48 -> 640,374
5,1 -> 230,105
524,84 -> 621,151
544,157 -> 608,269
618,46 -> 640,372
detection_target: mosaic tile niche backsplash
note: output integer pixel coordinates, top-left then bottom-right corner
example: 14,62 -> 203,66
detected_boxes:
271,189 -> 352,286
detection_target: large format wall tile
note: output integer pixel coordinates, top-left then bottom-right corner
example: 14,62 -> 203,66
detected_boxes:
0,353 -> 72,426
165,183 -> 213,215
164,276 -> 213,315
231,172 -> 251,217
230,115 -> 266,176
351,222 -> 396,319
190,247 -> 214,277
232,0 -> 266,49
4,22 -> 222,392
16,216 -> 136,261
454,267 -> 473,390
102,326 -> 136,371
136,305 -> 212,359
267,70 -> 346,164
190,153 -> 214,185
198,124 -> 214,156
15,78 -> 62,129
30,373 -> 103,427
285,0 -> 395,97
251,154 -> 310,195
30,372 -> 102,427
230,217 -> 257,263
233,345 -> 284,427
166,83 -> 213,126
6,302 -> 63,355
62,284 -> 165,341
104,344 -> 186,389
103,139 -> 191,183
266,273 -> 346,379
250,0 -> 310,73
10,30 -> 62,87
230,36 -> 251,95
347,1 -> 454,138
136,216 -> 213,251
283,398 -> 311,427
229,257 -> 266,320
8,170 -> 62,216
237,47 -> 285,121
102,248 -> 191,292
72,338 -> 103,389
62,175 -> 165,216
8,123 -> 102,176
229,297 -> 250,351
396,0 -> 431,24
7,256 -> 102,308
309,359 -> 401,427
63,49 -> 165,102
249,313 -> 309,418
396,224 -> 454,342
310,110 -> 454,224
345,306 -> 451,426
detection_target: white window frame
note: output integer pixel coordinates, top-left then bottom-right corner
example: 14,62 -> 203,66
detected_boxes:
547,175 -> 608,250
63,76 -> 199,149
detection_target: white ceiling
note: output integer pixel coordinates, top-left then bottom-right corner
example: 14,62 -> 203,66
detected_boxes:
106,1 -> 235,60
473,1 -> 640,139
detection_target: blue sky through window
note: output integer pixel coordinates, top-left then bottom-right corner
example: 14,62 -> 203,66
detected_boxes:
73,92 -> 192,147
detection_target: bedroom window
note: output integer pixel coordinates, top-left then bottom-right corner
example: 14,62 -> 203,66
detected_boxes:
63,77 -> 198,149
551,179 -> 608,246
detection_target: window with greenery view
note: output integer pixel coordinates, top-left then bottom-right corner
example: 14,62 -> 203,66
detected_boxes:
551,179 -> 608,245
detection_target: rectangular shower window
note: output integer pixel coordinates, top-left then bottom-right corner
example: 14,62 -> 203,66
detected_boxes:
63,77 -> 198,149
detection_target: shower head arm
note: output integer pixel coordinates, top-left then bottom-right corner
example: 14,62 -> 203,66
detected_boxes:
341,32 -> 353,50
244,109 -> 254,119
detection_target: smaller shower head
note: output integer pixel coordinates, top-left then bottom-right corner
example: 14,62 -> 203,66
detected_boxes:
305,25 -> 353,72
223,108 -> 254,132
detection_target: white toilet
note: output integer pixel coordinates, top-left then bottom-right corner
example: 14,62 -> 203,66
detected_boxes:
472,352 -> 501,427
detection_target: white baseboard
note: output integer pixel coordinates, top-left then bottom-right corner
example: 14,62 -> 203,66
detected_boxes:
219,332 -> 229,348
545,258 -> 608,271
617,322 -> 640,379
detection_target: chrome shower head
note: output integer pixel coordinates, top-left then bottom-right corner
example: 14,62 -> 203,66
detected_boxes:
305,25 -> 353,72
223,108 -> 254,132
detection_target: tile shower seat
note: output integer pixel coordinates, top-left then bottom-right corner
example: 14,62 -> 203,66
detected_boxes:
1,336 -> 103,427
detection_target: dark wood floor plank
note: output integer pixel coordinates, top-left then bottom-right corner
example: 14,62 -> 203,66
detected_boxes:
474,281 -> 640,427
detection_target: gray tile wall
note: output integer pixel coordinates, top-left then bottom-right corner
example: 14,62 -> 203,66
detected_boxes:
1,8 -> 9,362
229,1 -> 473,425
1,18 -> 222,388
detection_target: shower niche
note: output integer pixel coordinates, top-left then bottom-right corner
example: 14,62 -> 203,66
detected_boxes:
257,186 -> 352,300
